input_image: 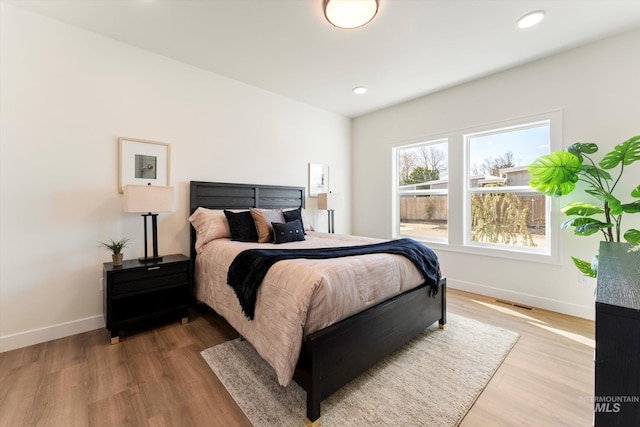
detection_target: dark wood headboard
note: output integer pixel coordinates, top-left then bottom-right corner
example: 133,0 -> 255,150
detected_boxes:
189,181 -> 306,259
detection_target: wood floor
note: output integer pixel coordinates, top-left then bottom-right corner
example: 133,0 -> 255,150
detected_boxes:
0,288 -> 595,427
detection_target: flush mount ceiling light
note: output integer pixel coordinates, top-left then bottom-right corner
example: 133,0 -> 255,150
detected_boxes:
352,86 -> 368,94
324,0 -> 379,29
517,10 -> 545,29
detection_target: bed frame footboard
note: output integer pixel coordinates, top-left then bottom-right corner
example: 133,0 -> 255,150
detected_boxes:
293,278 -> 447,423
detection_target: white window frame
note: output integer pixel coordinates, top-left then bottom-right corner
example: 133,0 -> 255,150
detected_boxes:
393,138 -> 449,243
391,111 -> 562,264
464,120 -> 551,254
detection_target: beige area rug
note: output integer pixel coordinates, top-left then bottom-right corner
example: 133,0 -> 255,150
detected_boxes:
201,313 -> 519,426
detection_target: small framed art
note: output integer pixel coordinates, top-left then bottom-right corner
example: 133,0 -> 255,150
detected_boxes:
118,137 -> 170,193
308,162 -> 329,198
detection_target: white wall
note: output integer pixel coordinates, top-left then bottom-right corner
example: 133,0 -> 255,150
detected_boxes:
352,28 -> 640,320
0,4 -> 351,351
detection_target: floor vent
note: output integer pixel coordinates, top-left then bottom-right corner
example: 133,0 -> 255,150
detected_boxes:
495,299 -> 534,311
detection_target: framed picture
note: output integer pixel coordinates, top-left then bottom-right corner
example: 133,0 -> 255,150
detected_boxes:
308,162 -> 329,198
118,137 -> 170,193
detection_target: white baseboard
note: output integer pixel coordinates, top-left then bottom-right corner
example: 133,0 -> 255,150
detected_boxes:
0,280 -> 594,353
447,278 -> 595,321
0,315 -> 105,353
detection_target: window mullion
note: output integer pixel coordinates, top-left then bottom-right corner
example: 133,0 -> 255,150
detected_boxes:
468,186 -> 537,194
448,134 -> 465,246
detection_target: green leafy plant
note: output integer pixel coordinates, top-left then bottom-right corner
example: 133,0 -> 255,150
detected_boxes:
528,135 -> 640,277
99,237 -> 131,255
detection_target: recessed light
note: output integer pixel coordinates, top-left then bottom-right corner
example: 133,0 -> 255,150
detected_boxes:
517,10 -> 545,29
353,86 -> 368,95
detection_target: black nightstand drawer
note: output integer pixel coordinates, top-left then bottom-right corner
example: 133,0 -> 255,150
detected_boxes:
112,264 -> 189,297
111,286 -> 190,324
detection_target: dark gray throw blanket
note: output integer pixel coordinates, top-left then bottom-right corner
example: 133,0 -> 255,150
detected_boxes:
227,238 -> 440,320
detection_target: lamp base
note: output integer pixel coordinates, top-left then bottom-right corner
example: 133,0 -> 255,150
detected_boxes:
140,213 -> 163,263
139,256 -> 163,263
327,209 -> 335,234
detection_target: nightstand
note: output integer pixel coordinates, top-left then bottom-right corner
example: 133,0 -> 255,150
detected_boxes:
103,254 -> 193,344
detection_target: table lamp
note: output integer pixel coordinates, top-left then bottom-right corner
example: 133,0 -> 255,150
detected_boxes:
318,192 -> 342,234
123,185 -> 175,262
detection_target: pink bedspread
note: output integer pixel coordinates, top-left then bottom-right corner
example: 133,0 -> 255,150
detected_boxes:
195,232 -> 426,386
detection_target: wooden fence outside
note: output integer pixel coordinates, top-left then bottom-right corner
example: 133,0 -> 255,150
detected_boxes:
400,194 -> 546,226
400,196 -> 448,222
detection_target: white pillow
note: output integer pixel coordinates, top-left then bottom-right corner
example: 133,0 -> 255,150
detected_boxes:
189,207 -> 231,253
301,208 -> 314,231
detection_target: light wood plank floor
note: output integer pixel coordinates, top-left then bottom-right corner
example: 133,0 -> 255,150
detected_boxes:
0,289 -> 595,427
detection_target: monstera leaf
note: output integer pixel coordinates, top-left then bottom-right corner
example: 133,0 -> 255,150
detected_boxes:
561,202 -> 604,217
582,187 -> 623,215
561,217 -> 613,236
622,201 -> 640,214
567,142 -> 598,162
528,151 -> 583,196
571,257 -> 597,278
599,135 -> 640,169
625,229 -> 640,243
632,185 -> 640,198
604,194 -> 623,215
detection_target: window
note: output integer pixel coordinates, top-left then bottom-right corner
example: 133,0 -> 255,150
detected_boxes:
392,111 -> 560,261
466,122 -> 550,252
395,139 -> 449,242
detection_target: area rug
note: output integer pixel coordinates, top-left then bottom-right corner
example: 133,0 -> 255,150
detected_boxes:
201,313 -> 519,426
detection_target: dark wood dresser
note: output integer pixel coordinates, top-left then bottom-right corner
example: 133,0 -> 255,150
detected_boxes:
594,242 -> 640,426
103,254 -> 192,344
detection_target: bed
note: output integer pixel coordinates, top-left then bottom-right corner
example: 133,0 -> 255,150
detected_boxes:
189,181 -> 446,426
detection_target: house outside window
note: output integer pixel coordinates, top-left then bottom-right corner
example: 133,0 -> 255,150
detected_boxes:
393,111 -> 561,261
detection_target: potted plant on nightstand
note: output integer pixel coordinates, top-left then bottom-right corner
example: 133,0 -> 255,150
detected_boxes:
527,135 -> 640,277
99,237 -> 131,266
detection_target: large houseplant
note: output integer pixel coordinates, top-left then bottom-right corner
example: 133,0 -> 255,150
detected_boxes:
527,135 -> 640,277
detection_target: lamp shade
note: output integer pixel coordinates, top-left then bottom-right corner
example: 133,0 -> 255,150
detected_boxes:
123,185 -> 175,213
318,192 -> 343,210
324,0 -> 378,29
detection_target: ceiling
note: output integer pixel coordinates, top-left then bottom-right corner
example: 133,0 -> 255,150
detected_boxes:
6,0 -> 640,118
